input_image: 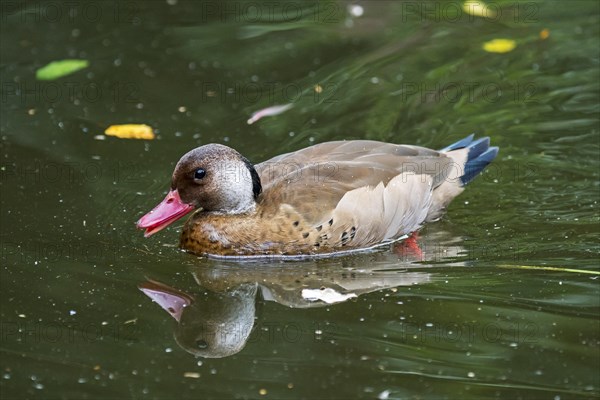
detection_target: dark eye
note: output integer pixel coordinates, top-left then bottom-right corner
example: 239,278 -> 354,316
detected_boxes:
194,168 -> 206,180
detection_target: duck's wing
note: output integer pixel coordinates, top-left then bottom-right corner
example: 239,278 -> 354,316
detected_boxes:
254,141 -> 454,247
256,140 -> 451,188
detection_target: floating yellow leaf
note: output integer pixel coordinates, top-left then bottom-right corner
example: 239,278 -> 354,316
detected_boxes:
482,39 -> 517,53
463,0 -> 497,18
539,28 -> 550,40
105,124 -> 155,140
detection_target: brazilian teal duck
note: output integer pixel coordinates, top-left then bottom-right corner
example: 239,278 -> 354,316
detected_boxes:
137,135 -> 498,257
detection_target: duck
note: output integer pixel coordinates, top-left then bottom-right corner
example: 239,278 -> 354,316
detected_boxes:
137,134 -> 498,258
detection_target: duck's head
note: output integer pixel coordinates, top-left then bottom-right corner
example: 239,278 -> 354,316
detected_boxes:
137,144 -> 262,237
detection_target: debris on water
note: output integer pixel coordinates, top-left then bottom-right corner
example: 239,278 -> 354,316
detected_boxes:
36,59 -> 89,80
247,104 -> 293,125
540,29 -> 550,40
105,124 -> 155,140
378,390 -> 391,400
183,372 -> 200,378
348,5 -> 364,17
463,0 -> 497,18
482,39 -> 517,53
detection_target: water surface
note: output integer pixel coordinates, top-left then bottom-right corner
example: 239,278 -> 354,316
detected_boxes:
1,1 -> 599,399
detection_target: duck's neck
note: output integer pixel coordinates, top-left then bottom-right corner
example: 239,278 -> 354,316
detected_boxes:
215,201 -> 257,215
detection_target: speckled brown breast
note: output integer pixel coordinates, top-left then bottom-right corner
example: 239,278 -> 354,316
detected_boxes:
178,205 -> 362,257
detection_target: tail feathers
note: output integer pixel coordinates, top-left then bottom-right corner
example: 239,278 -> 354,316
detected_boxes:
463,146 -> 499,185
440,134 -> 499,186
440,133 -> 475,152
426,134 -> 498,222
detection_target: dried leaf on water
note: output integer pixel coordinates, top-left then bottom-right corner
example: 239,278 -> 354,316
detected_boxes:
482,39 -> 517,53
104,124 -> 155,140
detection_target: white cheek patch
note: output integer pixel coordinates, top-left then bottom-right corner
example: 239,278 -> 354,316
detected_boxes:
211,162 -> 256,213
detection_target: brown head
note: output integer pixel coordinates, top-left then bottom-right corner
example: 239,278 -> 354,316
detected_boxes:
137,144 -> 262,237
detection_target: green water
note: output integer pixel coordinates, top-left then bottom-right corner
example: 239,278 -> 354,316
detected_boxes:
1,0 -> 599,399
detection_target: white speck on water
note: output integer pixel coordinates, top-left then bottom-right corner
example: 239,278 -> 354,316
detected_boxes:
467,372 -> 475,378
3,373 -> 11,380
425,323 -> 433,327
349,4 -> 364,17
464,201 -> 469,205
101,321 -> 108,326
165,347 -> 172,353
210,368 -> 217,375
315,330 -> 323,335
370,77 -> 380,84
93,135 -> 105,140
378,390 -> 391,400
509,342 -> 518,348
33,383 -> 44,390
69,310 -> 76,316
18,314 -> 26,318
78,378 -> 88,384
196,360 -> 203,367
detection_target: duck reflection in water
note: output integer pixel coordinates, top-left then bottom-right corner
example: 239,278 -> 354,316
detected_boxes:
139,230 -> 465,358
